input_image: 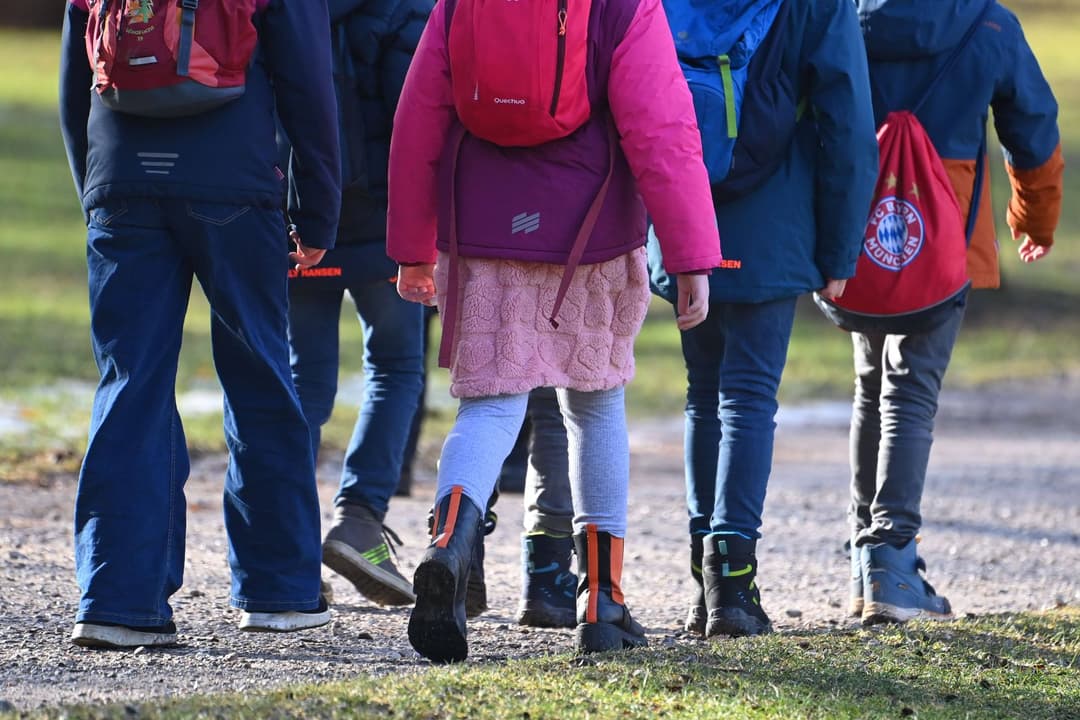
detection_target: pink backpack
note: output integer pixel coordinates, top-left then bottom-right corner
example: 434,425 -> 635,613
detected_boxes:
447,0 -> 593,147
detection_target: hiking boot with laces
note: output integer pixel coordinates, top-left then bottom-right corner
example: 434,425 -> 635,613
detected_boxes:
847,536 -> 863,617
517,531 -> 576,629
861,537 -> 952,625
322,503 -> 415,606
702,533 -> 772,638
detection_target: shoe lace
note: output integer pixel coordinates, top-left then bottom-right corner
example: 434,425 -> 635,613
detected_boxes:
914,555 -> 939,596
381,524 -> 405,559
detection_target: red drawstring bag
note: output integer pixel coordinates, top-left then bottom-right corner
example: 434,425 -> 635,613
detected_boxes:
815,1 -> 992,335
448,0 -> 592,147
817,110 -> 971,333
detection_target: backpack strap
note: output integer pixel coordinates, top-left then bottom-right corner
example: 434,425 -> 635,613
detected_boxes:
907,0 -> 992,245
176,0 -> 200,78
437,123 -> 618,369
911,1 -> 993,115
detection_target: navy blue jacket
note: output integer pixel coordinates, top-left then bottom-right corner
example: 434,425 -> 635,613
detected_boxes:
651,0 -> 879,304
857,0 -> 1062,288
60,0 -> 342,249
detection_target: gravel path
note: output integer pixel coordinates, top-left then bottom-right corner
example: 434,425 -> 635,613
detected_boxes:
2,377 -> 1078,712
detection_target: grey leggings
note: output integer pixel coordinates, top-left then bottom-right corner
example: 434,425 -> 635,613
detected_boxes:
436,386 -> 630,536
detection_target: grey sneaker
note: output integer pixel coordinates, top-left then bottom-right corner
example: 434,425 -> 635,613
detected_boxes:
322,503 -> 415,606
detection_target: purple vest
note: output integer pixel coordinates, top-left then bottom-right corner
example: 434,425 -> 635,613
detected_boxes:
436,0 -> 646,265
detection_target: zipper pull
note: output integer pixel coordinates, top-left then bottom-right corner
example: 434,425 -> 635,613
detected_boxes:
558,8 -> 567,36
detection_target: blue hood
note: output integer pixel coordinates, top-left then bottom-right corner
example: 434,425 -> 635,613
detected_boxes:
857,0 -> 990,60
328,0 -> 367,23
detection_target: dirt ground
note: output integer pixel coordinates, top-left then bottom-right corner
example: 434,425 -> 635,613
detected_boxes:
1,376 -> 1078,712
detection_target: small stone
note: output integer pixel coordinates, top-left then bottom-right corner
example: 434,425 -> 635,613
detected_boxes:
188,590 -> 204,598
785,609 -> 802,618
223,652 -> 237,661
356,632 -> 373,641
132,646 -> 146,655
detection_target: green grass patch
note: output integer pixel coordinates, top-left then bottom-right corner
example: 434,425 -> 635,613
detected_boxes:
11,609 -> 1079,720
1,0 -> 1079,473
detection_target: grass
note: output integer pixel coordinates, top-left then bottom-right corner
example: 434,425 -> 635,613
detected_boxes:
7,609 -> 1079,719
1,0 -> 1079,474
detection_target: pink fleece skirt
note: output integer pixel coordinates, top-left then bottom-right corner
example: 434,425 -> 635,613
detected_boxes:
434,247 -> 651,398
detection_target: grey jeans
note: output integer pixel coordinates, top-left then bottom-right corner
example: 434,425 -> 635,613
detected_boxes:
522,386 -> 573,536
849,298 -> 966,547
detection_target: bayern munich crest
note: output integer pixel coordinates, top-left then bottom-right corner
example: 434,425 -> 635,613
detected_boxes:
864,196 -> 925,271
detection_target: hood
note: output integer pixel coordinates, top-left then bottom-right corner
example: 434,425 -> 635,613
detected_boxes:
328,0 -> 367,24
856,0 -> 990,61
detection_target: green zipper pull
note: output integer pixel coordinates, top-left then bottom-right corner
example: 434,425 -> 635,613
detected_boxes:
718,54 -> 737,139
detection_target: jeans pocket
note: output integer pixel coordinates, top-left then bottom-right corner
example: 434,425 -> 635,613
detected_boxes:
88,200 -> 129,227
185,201 -> 252,227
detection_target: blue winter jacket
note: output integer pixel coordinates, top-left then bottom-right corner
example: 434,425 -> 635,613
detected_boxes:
857,0 -> 1063,288
59,0 -> 342,250
656,0 -> 879,304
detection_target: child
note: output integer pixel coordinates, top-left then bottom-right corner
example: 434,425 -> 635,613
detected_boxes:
387,0 -> 721,661
848,0 -> 1063,624
284,0 -> 431,609
60,0 -> 341,646
650,0 -> 879,638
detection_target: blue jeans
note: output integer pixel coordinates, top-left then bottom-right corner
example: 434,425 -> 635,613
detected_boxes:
849,298 -> 965,547
77,198 -> 322,627
287,265 -> 424,519
681,297 -> 797,538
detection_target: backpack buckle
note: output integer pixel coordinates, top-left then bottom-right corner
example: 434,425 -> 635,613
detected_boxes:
180,0 -> 199,9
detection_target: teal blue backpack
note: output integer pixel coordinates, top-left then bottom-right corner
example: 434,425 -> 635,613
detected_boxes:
662,0 -> 798,197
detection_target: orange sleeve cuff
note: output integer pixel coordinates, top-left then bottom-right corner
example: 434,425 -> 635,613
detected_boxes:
1006,143 -> 1064,247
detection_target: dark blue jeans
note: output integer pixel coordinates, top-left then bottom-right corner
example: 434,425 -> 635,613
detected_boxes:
681,297 -> 797,538
849,298 -> 966,547
77,198 -> 322,627
287,265 -> 424,519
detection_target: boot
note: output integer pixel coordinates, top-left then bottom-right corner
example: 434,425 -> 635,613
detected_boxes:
861,537 -> 952,625
322,503 -> 414,606
517,532 -> 576,629
465,506 -> 498,618
408,486 -> 484,663
573,525 -> 647,653
848,536 -> 864,618
685,532 -> 706,635
702,533 -> 772,638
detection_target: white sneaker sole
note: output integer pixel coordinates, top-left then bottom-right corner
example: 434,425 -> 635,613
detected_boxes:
71,623 -> 178,648
238,608 -> 331,632
862,601 -> 953,625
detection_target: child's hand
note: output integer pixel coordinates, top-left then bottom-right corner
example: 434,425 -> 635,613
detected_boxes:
676,273 -> 709,331
288,226 -> 327,270
397,263 -> 437,306
1012,228 -> 1052,263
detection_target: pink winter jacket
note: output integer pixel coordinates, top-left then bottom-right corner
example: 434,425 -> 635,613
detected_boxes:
386,0 -> 721,274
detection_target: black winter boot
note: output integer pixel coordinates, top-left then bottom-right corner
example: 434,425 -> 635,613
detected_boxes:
573,525 -> 647,653
408,486 -> 484,663
702,533 -> 772,638
517,532 -> 577,629
465,505 -> 498,618
685,532 -> 706,635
